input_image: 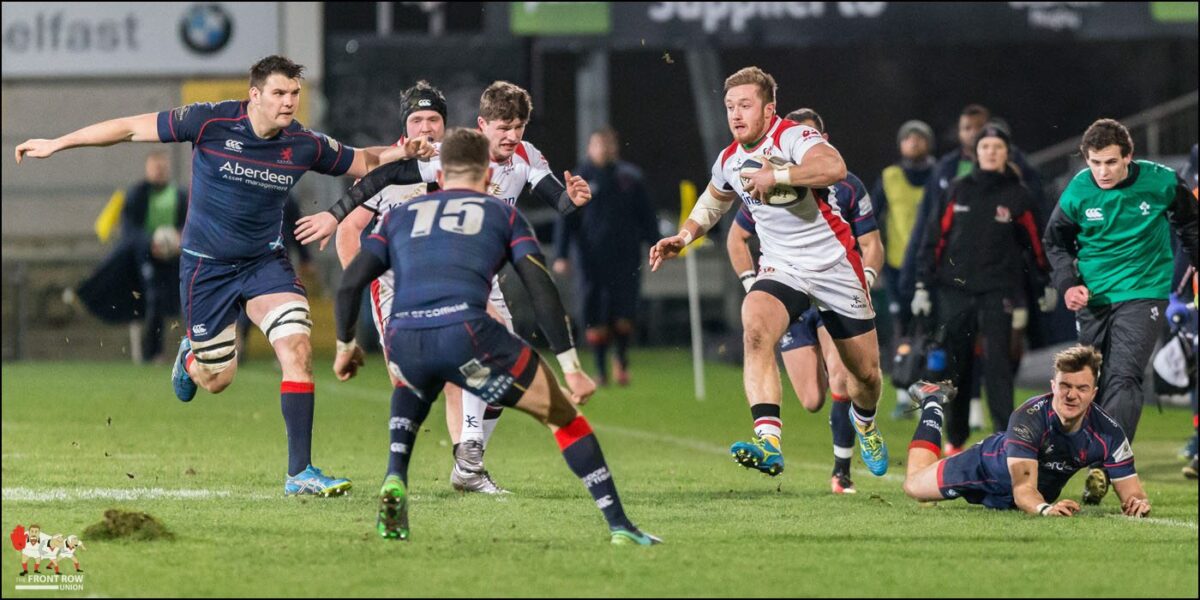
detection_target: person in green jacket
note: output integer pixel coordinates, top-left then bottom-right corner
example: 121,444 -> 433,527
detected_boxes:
1043,118 -> 1198,504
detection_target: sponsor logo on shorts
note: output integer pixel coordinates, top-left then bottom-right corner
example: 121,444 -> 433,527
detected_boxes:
458,359 -> 493,390
395,302 -> 470,321
192,324 -> 207,336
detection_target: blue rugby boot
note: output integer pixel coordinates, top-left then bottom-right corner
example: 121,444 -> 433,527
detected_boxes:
285,465 -> 352,497
171,337 -> 198,402
730,435 -> 784,476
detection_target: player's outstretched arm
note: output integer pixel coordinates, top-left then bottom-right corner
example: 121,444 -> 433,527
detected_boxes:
335,207 -> 375,269
295,159 -> 426,248
1008,457 -> 1078,516
15,113 -> 160,163
649,183 -> 735,272
332,251 -> 388,380
1112,476 -> 1152,517
512,252 -> 596,405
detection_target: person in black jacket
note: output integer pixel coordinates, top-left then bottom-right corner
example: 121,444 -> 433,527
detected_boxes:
75,151 -> 187,363
552,127 -> 659,385
911,126 -> 1053,452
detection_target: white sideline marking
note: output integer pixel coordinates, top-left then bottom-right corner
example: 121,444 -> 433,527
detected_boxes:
1104,514 -> 1198,530
2,487 -> 274,502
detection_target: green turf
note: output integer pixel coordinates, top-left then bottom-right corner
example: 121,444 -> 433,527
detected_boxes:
2,350 -> 1196,597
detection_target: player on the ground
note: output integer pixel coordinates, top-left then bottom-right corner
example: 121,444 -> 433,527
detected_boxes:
332,128 -> 658,545
301,81 -> 591,492
725,107 -> 884,493
14,55 -> 430,496
901,346 -> 1151,517
649,67 -> 889,478
334,80 -> 509,494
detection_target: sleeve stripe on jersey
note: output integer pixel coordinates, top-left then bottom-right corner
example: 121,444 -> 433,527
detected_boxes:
200,147 -> 309,170
1104,458 -> 1134,468
1109,473 -> 1138,482
168,113 -> 178,142
368,234 -> 387,244
1003,438 -> 1038,452
511,236 -> 536,247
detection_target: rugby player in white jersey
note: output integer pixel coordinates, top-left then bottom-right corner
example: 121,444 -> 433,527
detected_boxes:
299,81 -> 591,492
650,67 -> 890,477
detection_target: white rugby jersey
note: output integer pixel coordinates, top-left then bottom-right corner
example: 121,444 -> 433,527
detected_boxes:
363,137 -> 430,214
710,116 -> 858,271
414,140 -> 556,207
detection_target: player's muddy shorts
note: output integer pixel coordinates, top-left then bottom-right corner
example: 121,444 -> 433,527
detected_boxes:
384,317 -> 539,407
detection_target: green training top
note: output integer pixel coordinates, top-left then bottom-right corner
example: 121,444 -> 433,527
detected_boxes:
1057,160 -> 1178,305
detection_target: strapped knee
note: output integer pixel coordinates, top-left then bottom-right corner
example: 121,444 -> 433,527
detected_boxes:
258,300 -> 312,344
192,324 -> 237,373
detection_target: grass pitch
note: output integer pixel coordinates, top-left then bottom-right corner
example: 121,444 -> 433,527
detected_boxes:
2,350 -> 1197,597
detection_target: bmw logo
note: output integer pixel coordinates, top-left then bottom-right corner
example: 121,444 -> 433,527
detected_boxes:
180,4 -> 233,54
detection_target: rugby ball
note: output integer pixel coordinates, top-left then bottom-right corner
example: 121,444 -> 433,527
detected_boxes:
739,155 -> 803,207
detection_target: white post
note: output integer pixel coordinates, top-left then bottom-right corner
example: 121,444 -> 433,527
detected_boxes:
686,249 -> 706,401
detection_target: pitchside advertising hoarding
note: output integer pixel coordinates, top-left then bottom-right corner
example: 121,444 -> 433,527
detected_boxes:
1,3 -> 279,78
511,2 -> 1198,44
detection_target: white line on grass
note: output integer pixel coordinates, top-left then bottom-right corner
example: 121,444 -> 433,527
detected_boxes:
1104,514 -> 1198,530
3,486 -> 276,502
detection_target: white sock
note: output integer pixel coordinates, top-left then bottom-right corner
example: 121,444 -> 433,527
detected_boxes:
753,418 -> 782,443
461,390 -> 486,443
833,445 -> 854,459
482,409 -> 501,449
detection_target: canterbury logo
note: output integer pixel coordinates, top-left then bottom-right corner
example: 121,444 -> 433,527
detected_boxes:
1085,207 -> 1104,221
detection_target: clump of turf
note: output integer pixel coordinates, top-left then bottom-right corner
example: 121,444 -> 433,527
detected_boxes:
83,509 -> 175,541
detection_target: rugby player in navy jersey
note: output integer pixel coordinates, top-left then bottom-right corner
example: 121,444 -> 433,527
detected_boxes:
901,346 -> 1152,517
333,128 -> 659,545
15,55 -> 432,497
310,81 -> 592,494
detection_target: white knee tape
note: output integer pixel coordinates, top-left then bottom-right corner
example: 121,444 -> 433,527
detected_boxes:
259,300 -> 312,344
192,324 -> 237,373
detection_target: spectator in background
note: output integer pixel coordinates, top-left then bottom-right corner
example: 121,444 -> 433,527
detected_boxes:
900,106 -> 1048,429
911,125 -> 1052,456
74,151 -> 187,363
553,127 -> 658,385
872,119 -> 936,415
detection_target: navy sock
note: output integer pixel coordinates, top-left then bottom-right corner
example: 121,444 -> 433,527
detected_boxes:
281,381 -> 315,477
387,386 -> 433,483
555,416 -> 634,531
613,330 -> 630,368
909,399 -> 945,454
830,395 -> 854,474
592,343 -> 610,380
